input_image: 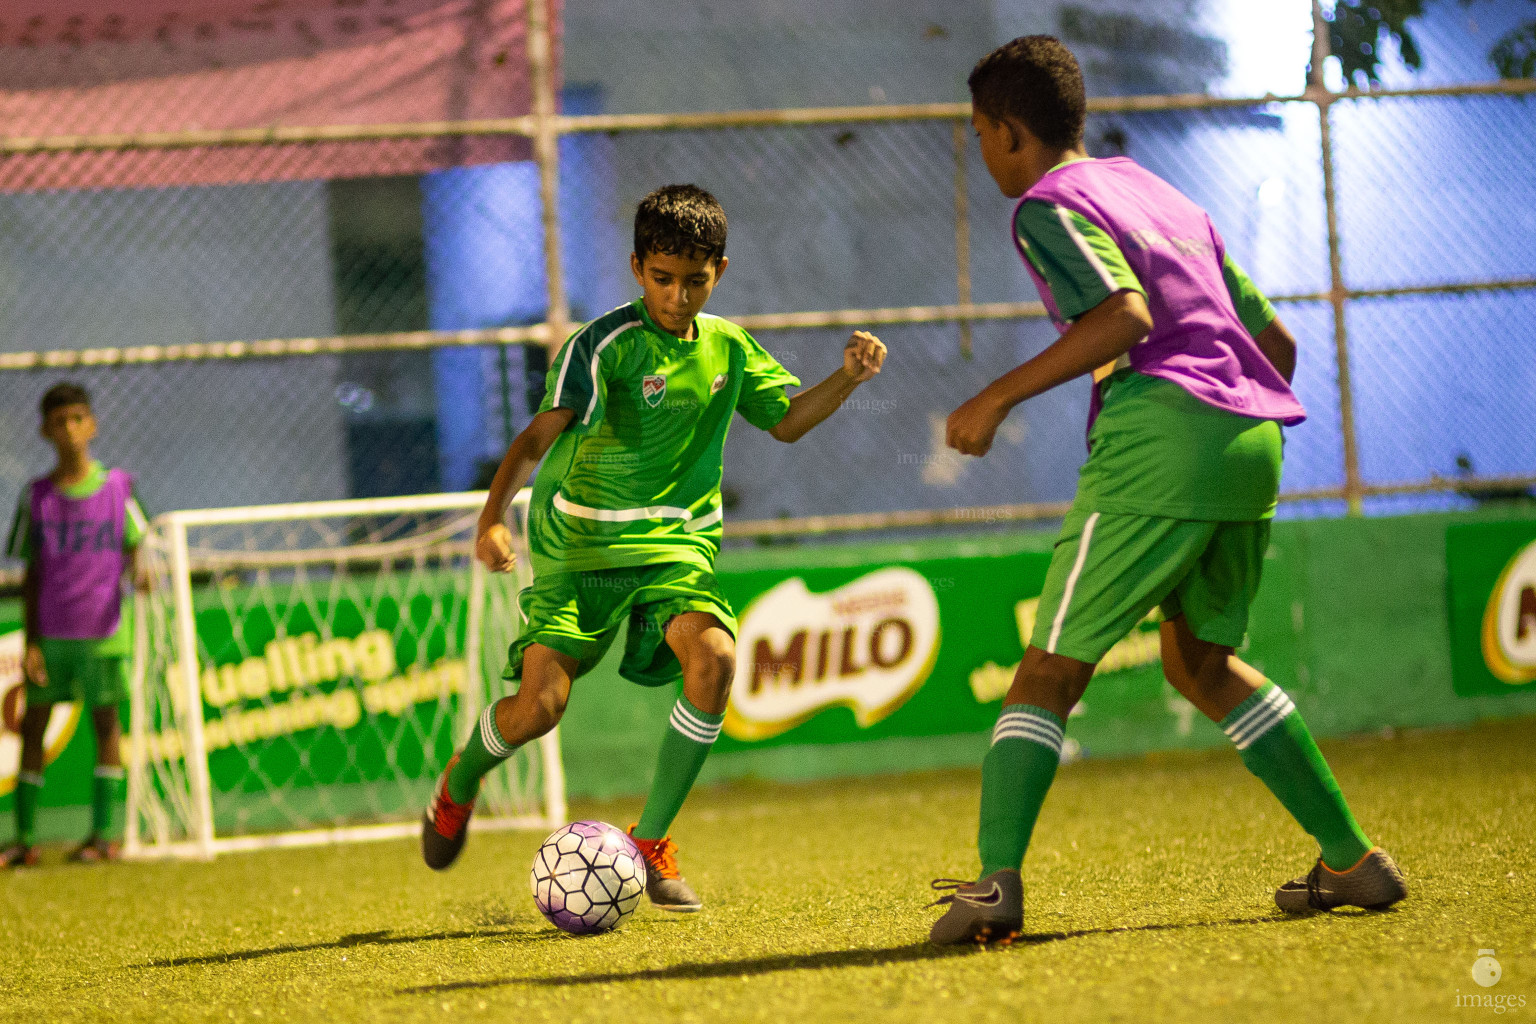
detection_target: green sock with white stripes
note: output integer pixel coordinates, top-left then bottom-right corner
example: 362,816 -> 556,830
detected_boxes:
446,703 -> 518,804
1221,682 -> 1372,871
633,695 -> 724,840
92,765 -> 126,840
978,704 -> 1064,879
15,772 -> 43,848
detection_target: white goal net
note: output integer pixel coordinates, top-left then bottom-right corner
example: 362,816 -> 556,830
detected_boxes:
126,489 -> 563,859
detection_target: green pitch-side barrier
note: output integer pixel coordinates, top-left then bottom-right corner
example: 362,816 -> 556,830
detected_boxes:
561,505 -> 1536,797
5,506 -> 1536,839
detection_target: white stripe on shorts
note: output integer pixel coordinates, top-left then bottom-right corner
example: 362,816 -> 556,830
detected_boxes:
1046,512 -> 1101,654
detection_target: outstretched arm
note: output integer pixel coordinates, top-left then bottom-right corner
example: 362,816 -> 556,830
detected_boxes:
946,289 -> 1152,457
476,408 -> 575,572
769,330 -> 887,443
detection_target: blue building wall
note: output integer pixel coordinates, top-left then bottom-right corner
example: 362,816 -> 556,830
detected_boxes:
421,86 -> 620,490
422,162 -> 546,491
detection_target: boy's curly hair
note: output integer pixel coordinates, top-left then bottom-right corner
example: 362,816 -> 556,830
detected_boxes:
634,184 -> 728,264
968,35 -> 1086,149
40,381 -> 91,418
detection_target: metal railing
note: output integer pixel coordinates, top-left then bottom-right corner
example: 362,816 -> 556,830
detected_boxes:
1,75 -> 1533,536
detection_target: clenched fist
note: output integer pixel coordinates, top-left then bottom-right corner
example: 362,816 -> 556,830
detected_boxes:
475,523 -> 518,573
946,391 -> 1009,457
843,330 -> 887,382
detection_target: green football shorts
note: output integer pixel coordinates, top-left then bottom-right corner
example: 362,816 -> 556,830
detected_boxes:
28,638 -> 129,708
1029,506 -> 1271,664
505,562 -> 738,687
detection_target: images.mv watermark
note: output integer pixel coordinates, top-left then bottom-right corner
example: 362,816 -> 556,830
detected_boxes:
1457,949 -> 1527,1014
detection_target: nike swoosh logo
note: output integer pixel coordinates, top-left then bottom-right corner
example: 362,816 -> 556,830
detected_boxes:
955,882 -> 1003,907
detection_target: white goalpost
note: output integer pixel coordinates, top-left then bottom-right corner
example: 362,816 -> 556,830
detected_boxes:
125,488 -> 565,860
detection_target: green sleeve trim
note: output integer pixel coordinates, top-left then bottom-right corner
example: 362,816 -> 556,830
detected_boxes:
543,330 -> 599,416
6,492 -> 30,561
541,312 -> 638,433
1221,253 -> 1277,338
124,487 -> 149,549
1014,201 -> 1144,321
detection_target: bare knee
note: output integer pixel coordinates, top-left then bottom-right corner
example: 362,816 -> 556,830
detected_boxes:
528,684 -> 569,726
496,684 -> 566,742
1161,617 -> 1218,688
692,634 -> 736,689
92,705 -> 121,738
669,614 -> 736,714
496,646 -> 575,743
1159,618 -> 1263,721
685,647 -> 735,716
19,705 -> 50,771
1006,647 -> 1094,718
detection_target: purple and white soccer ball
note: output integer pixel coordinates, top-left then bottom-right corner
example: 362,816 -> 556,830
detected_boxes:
530,820 -> 647,935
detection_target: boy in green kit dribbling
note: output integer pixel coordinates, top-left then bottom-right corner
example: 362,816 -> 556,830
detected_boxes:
422,184 -> 887,911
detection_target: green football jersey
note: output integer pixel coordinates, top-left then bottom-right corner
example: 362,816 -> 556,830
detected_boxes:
530,298 -> 800,575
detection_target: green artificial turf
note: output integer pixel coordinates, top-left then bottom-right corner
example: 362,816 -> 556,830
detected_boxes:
3,717 -> 1533,1024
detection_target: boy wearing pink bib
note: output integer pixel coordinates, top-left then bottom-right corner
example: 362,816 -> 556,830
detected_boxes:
927,37 -> 1406,944
4,383 -> 148,867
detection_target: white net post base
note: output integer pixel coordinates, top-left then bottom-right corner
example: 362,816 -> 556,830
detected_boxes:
125,489 -> 563,859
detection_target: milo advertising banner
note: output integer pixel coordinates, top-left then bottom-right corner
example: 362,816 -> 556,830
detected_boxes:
1447,520 -> 1536,695
713,537 -> 1228,763
0,627 -> 83,793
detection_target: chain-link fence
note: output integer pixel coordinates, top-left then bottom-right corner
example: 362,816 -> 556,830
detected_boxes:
2,81 -> 1534,550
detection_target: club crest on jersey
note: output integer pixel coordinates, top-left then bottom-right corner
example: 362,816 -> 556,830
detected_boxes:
711,372 -> 729,395
642,375 -> 667,407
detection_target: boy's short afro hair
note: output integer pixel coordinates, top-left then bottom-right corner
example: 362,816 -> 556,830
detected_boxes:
633,184 -> 728,264
968,35 -> 1087,150
40,381 -> 91,418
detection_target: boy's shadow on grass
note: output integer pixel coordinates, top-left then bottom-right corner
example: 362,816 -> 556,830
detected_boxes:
400,914 -> 1289,994
134,926 -> 550,968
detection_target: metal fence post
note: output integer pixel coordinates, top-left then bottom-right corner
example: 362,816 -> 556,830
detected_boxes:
1315,88 -> 1366,515
952,120 -> 973,360
528,0 -> 569,355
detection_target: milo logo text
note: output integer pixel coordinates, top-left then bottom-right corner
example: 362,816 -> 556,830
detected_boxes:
725,568 -> 940,741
